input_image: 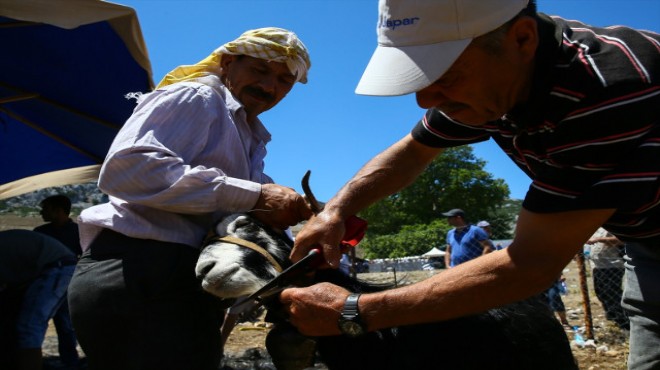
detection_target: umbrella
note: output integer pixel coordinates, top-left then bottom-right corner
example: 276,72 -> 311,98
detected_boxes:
0,0 -> 154,199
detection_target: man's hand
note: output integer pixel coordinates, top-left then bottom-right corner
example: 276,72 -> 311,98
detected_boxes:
291,210 -> 346,266
280,282 -> 350,336
251,183 -> 313,230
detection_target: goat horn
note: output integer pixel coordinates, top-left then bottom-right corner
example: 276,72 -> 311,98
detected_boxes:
302,170 -> 323,214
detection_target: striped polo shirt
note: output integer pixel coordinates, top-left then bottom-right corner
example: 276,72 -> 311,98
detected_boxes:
412,14 -> 660,244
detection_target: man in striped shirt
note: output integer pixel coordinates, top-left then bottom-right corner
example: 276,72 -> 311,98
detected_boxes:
284,1 -> 659,368
69,28 -> 314,370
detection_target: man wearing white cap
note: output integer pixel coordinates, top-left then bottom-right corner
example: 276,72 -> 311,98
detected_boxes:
69,27 -> 313,370
284,1 -> 659,368
476,220 -> 492,236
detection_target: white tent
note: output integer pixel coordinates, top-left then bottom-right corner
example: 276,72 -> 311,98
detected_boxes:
422,247 -> 446,257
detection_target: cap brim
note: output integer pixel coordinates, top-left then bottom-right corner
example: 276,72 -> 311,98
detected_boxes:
355,38 -> 471,97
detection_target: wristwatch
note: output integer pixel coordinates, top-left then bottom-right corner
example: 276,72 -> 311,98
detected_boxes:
338,293 -> 367,337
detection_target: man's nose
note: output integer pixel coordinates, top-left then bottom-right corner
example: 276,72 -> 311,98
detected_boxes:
258,75 -> 277,94
416,89 -> 449,109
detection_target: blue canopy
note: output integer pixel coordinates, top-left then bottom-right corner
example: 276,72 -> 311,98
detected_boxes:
0,0 -> 154,199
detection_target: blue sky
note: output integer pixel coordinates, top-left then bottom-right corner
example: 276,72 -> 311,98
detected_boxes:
117,0 -> 659,202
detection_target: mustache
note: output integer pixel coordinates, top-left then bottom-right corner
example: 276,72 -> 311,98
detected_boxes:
245,86 -> 275,103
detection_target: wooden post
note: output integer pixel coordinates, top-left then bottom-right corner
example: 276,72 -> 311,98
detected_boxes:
574,252 -> 594,340
387,266 -> 398,287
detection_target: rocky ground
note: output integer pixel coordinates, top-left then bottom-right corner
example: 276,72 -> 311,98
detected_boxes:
2,214 -> 628,369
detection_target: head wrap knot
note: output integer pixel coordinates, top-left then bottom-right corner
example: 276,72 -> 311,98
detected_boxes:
157,27 -> 311,88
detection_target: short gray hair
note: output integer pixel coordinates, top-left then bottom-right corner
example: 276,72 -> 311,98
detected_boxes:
470,0 -> 538,55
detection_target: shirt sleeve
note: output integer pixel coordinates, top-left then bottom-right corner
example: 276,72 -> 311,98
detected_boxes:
98,84 -> 261,215
411,109 -> 490,148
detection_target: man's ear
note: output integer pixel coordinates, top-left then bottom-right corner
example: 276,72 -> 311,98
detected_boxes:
508,16 -> 538,62
219,54 -> 237,75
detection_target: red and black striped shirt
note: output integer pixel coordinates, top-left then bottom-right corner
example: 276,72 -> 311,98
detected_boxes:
412,14 -> 660,243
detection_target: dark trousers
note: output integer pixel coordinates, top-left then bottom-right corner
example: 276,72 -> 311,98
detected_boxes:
69,229 -> 225,370
52,292 -> 79,365
622,241 -> 660,370
0,288 -> 25,370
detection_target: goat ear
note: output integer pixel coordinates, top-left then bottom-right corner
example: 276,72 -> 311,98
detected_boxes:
228,215 -> 250,232
228,214 -> 269,238
214,214 -> 244,236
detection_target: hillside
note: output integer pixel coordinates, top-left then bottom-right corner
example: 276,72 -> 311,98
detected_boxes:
0,183 -> 105,216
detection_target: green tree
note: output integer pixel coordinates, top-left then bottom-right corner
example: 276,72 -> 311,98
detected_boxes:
358,146 -> 513,258
361,219 -> 449,259
487,198 -> 523,240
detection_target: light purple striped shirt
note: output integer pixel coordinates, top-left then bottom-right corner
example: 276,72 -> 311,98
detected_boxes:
78,75 -> 273,250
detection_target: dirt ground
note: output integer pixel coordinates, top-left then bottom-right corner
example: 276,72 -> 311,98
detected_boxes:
2,214 -> 628,369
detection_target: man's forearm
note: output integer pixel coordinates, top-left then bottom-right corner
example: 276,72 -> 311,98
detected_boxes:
360,249 -> 558,330
361,208 -> 616,331
324,134 -> 440,218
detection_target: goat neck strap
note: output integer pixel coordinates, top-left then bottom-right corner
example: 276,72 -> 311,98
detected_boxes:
213,235 -> 284,273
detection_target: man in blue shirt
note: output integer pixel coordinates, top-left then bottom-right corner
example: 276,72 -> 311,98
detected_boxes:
442,209 -> 494,267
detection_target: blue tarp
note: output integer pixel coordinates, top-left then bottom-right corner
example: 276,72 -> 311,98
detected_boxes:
0,0 -> 153,198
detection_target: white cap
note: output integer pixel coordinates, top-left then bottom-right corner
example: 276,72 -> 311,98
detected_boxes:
477,220 -> 491,228
356,0 -> 529,96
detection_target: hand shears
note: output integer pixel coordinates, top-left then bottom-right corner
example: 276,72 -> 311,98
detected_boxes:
230,247 -> 324,313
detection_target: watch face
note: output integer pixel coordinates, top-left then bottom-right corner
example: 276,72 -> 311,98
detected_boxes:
339,318 -> 365,337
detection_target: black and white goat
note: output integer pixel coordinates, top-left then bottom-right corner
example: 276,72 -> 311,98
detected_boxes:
196,213 -> 294,300
195,212 -> 578,370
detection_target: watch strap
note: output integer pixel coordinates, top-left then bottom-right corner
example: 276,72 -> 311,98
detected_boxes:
342,293 -> 361,317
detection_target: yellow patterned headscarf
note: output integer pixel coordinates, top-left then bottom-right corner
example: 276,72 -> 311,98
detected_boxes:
157,27 -> 311,88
